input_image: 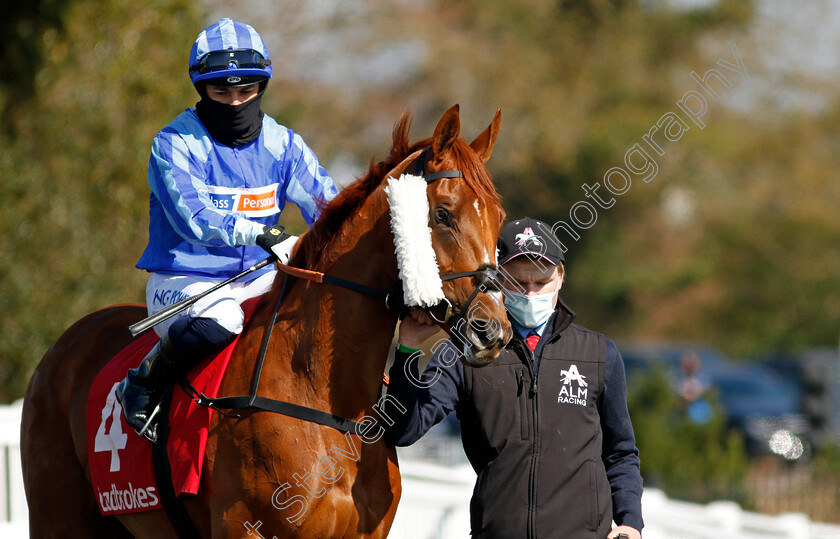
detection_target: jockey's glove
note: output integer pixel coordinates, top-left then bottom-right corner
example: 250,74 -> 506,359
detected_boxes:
256,225 -> 299,265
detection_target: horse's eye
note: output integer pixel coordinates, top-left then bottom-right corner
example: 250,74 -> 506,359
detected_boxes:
434,208 -> 453,227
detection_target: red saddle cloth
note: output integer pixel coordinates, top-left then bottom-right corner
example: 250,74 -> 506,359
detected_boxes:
86,300 -> 259,516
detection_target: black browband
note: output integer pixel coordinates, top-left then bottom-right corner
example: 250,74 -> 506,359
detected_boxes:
413,146 -> 464,183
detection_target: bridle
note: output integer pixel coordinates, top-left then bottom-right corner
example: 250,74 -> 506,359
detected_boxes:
272,144 -> 501,326
406,145 -> 503,326
182,145 -> 503,434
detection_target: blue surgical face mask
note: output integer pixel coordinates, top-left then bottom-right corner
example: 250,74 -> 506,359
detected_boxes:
503,285 -> 559,328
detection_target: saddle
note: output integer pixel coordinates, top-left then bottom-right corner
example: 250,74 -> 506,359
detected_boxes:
85,299 -> 260,516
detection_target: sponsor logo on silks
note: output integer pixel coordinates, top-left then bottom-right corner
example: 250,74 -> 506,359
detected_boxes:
98,482 -> 160,513
515,226 -> 542,247
210,193 -> 236,211
152,288 -> 191,308
558,364 -> 588,407
207,183 -> 281,218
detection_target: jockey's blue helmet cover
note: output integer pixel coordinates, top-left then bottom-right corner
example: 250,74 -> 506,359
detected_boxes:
189,18 -> 273,85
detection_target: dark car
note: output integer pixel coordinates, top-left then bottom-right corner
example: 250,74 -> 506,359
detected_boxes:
710,363 -> 809,459
618,342 -> 729,387
618,342 -> 810,459
753,348 -> 840,447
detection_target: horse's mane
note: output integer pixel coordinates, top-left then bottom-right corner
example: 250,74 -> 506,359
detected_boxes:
292,113 -> 502,270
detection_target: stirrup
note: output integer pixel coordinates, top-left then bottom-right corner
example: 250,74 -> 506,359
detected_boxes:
138,402 -> 162,443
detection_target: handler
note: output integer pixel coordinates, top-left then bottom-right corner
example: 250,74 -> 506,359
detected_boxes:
385,217 -> 644,539
116,18 -> 338,443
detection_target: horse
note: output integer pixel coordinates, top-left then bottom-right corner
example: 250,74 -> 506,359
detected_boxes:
21,104 -> 512,538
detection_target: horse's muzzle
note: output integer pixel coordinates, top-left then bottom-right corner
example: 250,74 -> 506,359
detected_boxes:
459,314 -> 513,367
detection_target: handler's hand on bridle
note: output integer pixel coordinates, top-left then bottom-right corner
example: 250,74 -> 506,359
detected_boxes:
398,308 -> 441,350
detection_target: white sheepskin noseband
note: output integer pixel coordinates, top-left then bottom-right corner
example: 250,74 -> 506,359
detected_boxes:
384,174 -> 445,307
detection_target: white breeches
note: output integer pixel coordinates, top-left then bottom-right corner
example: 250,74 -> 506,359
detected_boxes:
145,270 -> 276,338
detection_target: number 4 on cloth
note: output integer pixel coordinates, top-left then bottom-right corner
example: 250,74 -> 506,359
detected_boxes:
94,382 -> 129,472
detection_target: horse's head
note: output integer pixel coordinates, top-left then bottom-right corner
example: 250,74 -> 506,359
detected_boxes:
387,105 -> 513,366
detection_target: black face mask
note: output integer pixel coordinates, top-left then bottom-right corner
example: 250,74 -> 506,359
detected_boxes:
195,87 -> 265,147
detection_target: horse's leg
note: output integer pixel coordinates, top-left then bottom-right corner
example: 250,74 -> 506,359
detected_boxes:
194,410 -> 401,539
21,306 -> 145,538
22,371 -> 133,537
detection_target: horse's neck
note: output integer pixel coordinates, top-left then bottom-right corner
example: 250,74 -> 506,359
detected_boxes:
278,188 -> 401,416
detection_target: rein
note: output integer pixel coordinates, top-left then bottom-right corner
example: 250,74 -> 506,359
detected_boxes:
272,262 -> 404,311
182,273 -> 366,434
183,145 -> 497,434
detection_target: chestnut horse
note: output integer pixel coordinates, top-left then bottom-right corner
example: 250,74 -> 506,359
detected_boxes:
21,105 -> 512,538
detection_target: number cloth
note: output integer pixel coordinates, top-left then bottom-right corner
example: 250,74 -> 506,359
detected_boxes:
86,298 -> 260,515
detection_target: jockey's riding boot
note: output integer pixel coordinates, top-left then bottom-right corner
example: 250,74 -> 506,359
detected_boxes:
115,335 -> 179,444
116,317 -> 235,444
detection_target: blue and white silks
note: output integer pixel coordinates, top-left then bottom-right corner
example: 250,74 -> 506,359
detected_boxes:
136,108 -> 337,280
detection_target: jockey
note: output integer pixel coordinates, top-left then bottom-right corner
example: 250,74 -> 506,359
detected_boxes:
116,18 -> 338,443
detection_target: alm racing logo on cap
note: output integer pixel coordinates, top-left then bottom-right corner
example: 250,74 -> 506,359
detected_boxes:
207,183 -> 280,218
558,364 -> 588,407
515,226 -> 542,248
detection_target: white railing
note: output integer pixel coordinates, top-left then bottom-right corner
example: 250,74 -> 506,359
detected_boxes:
0,400 -> 27,538
639,489 -> 840,539
391,461 -> 840,539
3,402 -> 840,538
390,460 -> 474,538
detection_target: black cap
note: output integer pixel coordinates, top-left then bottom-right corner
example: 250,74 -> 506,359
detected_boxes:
497,217 -> 566,266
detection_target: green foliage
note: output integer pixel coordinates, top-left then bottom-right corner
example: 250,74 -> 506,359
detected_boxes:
2,0 -> 839,409
627,369 -> 749,502
812,443 -> 840,476
397,0 -> 840,361
0,0 -> 202,402
0,0 -> 72,127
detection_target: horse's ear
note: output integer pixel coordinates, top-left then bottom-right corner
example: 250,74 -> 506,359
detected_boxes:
469,108 -> 501,163
432,104 -> 461,159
